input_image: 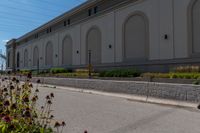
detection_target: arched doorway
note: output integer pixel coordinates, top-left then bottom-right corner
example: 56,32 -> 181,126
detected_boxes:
123,13 -> 148,62
17,52 -> 20,68
62,36 -> 72,66
45,42 -> 53,66
33,46 -> 39,67
24,49 -> 28,67
191,0 -> 200,54
86,27 -> 101,64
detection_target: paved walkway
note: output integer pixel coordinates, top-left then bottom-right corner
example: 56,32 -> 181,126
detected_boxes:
37,85 -> 200,133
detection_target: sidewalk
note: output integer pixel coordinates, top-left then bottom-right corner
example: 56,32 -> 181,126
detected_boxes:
41,83 -> 198,109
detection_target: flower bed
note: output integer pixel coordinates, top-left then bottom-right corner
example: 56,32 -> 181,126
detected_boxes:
0,75 -> 65,133
142,72 -> 200,79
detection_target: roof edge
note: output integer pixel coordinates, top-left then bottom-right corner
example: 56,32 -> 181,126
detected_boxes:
16,0 -> 100,43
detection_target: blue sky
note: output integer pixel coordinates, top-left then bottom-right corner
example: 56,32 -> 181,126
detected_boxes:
0,0 -> 86,55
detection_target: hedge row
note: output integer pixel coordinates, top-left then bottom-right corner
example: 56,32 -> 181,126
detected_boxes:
99,68 -> 141,77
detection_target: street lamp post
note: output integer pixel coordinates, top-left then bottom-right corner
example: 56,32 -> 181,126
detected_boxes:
88,50 -> 92,78
37,58 -> 39,75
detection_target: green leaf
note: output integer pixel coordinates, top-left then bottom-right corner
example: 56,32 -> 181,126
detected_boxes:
2,125 -> 6,133
0,124 -> 4,129
40,128 -> 45,133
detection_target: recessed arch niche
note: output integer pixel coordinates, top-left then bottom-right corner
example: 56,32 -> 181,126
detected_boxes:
123,12 -> 149,62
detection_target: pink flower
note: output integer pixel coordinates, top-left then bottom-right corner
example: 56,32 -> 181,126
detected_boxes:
2,115 -> 11,123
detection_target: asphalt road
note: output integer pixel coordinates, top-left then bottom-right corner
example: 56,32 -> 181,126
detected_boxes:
37,85 -> 200,133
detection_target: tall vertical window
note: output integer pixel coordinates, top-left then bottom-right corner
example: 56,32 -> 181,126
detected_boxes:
7,52 -> 10,68
35,34 -> 38,39
67,19 -> 71,25
17,52 -> 20,68
88,9 -> 92,16
47,28 -> 52,33
94,6 -> 98,14
64,21 -> 66,26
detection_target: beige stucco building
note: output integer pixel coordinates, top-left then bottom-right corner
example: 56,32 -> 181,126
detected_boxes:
6,0 -> 200,72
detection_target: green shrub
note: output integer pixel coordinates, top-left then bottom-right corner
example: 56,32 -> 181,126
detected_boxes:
50,68 -> 68,74
67,69 -> 73,73
31,70 -> 39,75
170,73 -> 178,79
75,69 -> 89,73
99,71 -> 106,77
99,68 -> 141,77
20,70 -> 31,75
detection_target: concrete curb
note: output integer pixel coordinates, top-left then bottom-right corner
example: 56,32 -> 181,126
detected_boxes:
40,84 -> 198,109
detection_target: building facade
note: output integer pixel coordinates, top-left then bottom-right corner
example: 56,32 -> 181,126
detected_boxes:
6,0 -> 200,72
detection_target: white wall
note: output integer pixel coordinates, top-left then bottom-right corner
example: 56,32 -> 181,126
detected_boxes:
174,0 -> 191,58
14,0 -> 193,70
159,0 -> 174,59
58,25 -> 81,66
80,12 -> 115,65
115,0 -> 161,62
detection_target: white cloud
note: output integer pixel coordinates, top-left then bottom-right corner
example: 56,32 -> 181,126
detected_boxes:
2,40 -> 9,44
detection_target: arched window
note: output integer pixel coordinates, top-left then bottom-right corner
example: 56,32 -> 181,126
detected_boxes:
7,52 -> 10,68
33,46 -> 39,66
123,13 -> 148,62
191,0 -> 200,54
17,52 -> 20,68
62,36 -> 72,65
86,27 -> 102,64
45,42 -> 53,66
24,49 -> 28,67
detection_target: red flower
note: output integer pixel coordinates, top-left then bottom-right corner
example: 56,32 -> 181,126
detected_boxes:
37,79 -> 41,83
23,96 -> 29,103
61,121 -> 66,126
27,72 -> 32,79
12,77 -> 16,82
47,100 -> 52,105
10,85 -> 14,90
31,97 -> 37,102
54,121 -> 60,128
2,115 -> 11,123
29,83 -> 33,88
46,95 -> 50,100
3,100 -> 10,106
24,110 -> 31,118
50,93 -> 54,98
